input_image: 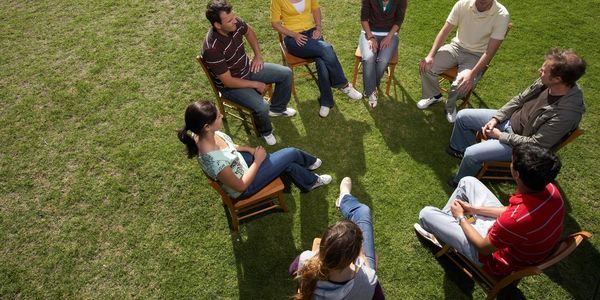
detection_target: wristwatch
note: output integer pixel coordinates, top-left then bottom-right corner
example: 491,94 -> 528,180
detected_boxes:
455,215 -> 467,223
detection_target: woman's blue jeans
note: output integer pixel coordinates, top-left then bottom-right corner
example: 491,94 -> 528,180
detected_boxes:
358,31 -> 399,96
339,194 -> 376,270
284,28 -> 349,108
238,147 -> 318,199
450,109 -> 514,181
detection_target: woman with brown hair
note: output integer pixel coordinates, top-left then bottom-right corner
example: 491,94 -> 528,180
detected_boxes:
177,101 -> 331,199
289,178 -> 384,299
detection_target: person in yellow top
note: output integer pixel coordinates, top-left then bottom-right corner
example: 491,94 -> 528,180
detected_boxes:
271,0 -> 362,118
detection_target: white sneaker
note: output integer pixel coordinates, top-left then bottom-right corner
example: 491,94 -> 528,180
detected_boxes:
416,96 -> 443,109
319,106 -> 330,118
340,84 -> 362,100
308,158 -> 322,170
268,107 -> 297,117
414,223 -> 442,248
336,177 -> 352,207
368,92 -> 378,108
263,133 -> 276,145
311,174 -> 332,190
446,107 -> 457,123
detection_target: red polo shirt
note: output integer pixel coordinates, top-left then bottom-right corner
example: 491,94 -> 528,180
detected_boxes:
481,183 -> 565,276
202,18 -> 251,88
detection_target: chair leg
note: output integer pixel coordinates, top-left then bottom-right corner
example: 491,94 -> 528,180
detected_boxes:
476,163 -> 489,180
230,208 -> 240,232
458,90 -> 473,109
277,191 -> 288,212
290,67 -> 298,101
352,57 -> 361,87
435,244 -> 451,258
386,64 -> 396,96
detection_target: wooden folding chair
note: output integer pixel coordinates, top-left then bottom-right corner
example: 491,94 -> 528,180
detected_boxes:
476,128 -> 585,181
277,33 -> 318,100
351,46 -> 399,96
435,231 -> 592,300
195,55 -> 272,137
438,23 -> 513,108
206,176 -> 288,231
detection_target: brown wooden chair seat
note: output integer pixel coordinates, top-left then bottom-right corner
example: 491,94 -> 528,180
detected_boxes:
206,176 -> 287,231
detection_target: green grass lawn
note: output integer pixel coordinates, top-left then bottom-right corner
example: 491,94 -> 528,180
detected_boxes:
1,0 -> 599,298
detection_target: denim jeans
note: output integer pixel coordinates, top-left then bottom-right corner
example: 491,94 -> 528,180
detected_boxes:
450,109 -> 514,181
419,176 -> 503,265
237,147 -> 318,198
339,194 -> 376,270
220,63 -> 292,136
284,28 -> 349,108
358,31 -> 399,96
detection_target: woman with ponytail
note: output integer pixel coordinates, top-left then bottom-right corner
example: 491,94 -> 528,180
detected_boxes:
178,100 -> 331,200
290,177 -> 384,300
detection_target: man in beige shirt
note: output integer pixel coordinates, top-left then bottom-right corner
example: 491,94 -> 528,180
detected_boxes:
418,0 -> 509,123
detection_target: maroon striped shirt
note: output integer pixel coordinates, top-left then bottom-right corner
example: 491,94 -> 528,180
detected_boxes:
482,183 -> 565,276
201,18 -> 251,88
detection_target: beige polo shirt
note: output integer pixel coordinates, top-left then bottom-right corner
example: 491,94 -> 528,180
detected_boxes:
447,0 -> 510,53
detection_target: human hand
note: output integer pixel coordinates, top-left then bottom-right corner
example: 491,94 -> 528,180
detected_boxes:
481,118 -> 499,139
451,200 -> 465,218
455,199 -> 474,215
368,38 -> 378,52
380,35 -> 392,49
250,55 -> 264,73
254,81 -> 268,95
253,146 -> 267,163
419,56 -> 434,74
311,28 -> 322,40
456,70 -> 474,94
294,32 -> 308,46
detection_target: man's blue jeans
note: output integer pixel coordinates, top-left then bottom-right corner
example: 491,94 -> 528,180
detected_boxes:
450,109 -> 514,181
339,194 -> 376,270
358,31 -> 399,96
220,63 -> 292,136
284,28 -> 349,108
238,147 -> 318,199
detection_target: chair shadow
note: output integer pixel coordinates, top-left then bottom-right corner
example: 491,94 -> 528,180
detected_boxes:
231,195 -> 298,299
543,183 -> 600,300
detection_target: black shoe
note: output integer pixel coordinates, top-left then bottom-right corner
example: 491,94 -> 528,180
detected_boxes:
446,146 -> 464,159
447,178 -> 458,189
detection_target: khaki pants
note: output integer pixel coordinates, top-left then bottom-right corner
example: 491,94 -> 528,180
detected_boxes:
421,42 -> 484,110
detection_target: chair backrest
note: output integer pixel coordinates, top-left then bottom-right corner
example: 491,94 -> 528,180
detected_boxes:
537,231 -> 592,270
196,55 -> 223,101
205,175 -> 234,207
552,128 -> 584,152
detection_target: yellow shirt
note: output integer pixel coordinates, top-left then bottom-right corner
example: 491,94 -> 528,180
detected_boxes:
271,0 -> 320,33
447,0 -> 510,53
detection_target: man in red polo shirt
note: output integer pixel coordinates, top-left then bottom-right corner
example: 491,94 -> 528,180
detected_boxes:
415,143 -> 564,276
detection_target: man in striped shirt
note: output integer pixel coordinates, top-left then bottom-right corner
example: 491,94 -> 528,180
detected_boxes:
416,143 -> 564,276
202,0 -> 295,145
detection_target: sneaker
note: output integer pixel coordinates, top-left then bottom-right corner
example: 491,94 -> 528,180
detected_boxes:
311,174 -> 332,190
308,158 -> 322,171
446,107 -> 457,123
263,133 -> 276,145
319,106 -> 330,118
340,84 -> 362,100
269,107 -> 297,117
336,177 -> 352,207
416,96 -> 443,109
368,92 -> 378,108
446,146 -> 463,159
414,223 -> 442,248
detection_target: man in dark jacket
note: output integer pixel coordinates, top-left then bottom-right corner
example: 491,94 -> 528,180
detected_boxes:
446,48 -> 586,187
